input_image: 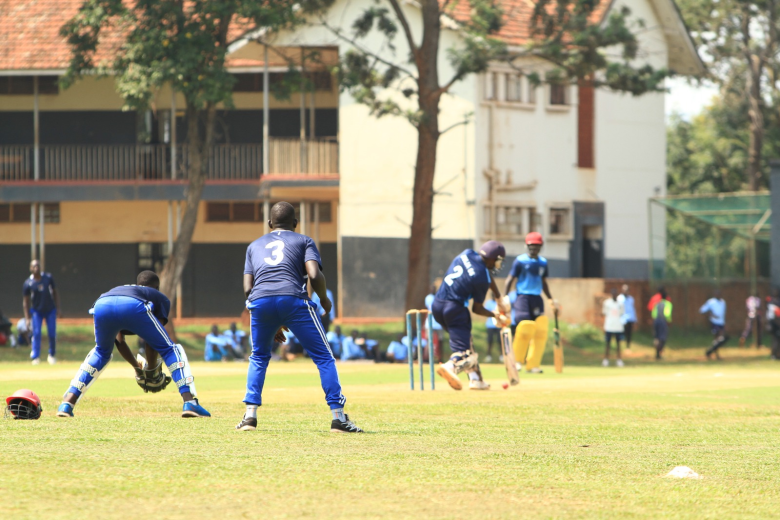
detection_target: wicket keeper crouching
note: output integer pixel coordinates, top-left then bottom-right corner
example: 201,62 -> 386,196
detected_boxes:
56,270 -> 210,419
504,232 -> 556,374
433,241 -> 508,391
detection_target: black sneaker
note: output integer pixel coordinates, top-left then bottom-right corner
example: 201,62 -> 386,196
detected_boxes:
330,414 -> 364,433
235,415 -> 257,431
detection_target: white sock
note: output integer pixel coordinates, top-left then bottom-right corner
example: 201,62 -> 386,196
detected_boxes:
185,399 -> 197,405
246,404 -> 258,419
468,371 -> 480,381
331,408 -> 346,422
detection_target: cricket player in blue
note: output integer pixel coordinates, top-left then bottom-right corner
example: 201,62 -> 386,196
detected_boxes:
433,241 -> 508,391
236,202 -> 363,433
503,232 -> 557,373
56,270 -> 210,418
23,259 -> 60,365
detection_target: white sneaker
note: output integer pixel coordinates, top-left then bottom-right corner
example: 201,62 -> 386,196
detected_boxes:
31,358 -> 41,365
47,355 -> 56,365
515,362 -> 523,371
436,361 -> 463,391
527,367 -> 543,374
602,359 -> 609,367
499,355 -> 504,362
469,379 -> 491,390
485,355 -> 493,363
616,359 -> 624,367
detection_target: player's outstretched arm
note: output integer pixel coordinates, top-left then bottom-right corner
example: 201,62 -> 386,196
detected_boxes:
305,260 -> 331,315
503,275 -> 516,298
114,333 -> 141,369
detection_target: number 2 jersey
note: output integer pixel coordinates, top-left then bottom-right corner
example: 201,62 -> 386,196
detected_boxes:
244,230 -> 322,302
435,249 -> 491,306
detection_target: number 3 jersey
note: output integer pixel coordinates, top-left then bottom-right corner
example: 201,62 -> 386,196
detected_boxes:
435,249 -> 491,306
244,230 -> 322,302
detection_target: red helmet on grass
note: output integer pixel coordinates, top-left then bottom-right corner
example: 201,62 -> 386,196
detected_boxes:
4,389 -> 43,420
525,232 -> 544,245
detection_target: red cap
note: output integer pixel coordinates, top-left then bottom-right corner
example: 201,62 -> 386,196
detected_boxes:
525,232 -> 544,245
6,389 -> 41,408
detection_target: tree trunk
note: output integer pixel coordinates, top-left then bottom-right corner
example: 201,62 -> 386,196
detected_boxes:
746,53 -> 764,191
404,0 -> 441,311
159,103 -> 216,308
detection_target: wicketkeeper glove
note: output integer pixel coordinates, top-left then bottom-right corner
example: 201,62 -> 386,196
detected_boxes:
134,359 -> 172,393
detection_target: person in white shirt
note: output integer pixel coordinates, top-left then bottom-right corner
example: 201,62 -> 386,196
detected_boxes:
602,288 -> 625,367
616,285 -> 637,349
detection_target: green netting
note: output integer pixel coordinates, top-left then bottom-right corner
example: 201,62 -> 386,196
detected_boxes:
652,192 -> 771,241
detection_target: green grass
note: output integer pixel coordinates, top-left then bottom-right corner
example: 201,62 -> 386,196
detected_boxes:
1,341 -> 780,518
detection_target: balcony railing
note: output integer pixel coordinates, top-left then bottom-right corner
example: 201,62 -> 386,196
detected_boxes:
0,139 -> 338,182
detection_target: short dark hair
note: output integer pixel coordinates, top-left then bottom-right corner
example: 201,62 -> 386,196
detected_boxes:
137,270 -> 159,287
270,201 -> 296,227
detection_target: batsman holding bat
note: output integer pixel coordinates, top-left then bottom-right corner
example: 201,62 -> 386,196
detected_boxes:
433,241 -> 508,391
503,232 -> 558,374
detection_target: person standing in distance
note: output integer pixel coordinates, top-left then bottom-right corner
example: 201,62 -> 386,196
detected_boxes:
701,290 -> 728,360
503,232 -> 557,374
237,202 -> 362,433
23,259 -> 60,365
433,241 -> 508,391
617,284 -> 637,349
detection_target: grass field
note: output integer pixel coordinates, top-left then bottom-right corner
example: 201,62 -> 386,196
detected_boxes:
1,327 -> 780,519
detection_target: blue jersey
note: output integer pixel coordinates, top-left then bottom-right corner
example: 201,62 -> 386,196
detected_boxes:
435,249 -> 491,306
244,230 -> 322,302
94,285 -> 171,325
509,254 -> 548,295
23,273 -> 57,314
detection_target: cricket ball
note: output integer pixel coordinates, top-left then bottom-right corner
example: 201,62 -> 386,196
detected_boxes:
502,383 -> 509,390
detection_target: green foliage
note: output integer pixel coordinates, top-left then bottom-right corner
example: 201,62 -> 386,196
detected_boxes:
60,0 -> 314,112
527,0 -> 667,94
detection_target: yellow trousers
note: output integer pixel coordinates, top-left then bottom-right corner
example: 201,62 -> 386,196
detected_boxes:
512,315 -> 549,370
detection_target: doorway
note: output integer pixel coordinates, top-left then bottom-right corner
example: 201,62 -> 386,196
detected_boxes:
582,225 -> 603,278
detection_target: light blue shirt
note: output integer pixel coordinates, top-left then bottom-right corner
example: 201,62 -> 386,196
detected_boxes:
424,293 -> 443,330
341,337 -> 365,360
509,254 -> 548,295
205,333 -> 228,361
387,340 -> 407,360
326,331 -> 343,358
617,294 -> 637,324
700,298 -> 726,326
223,329 -> 246,350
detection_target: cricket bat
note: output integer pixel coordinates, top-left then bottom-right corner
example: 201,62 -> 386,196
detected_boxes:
553,310 -> 563,373
501,326 -> 520,386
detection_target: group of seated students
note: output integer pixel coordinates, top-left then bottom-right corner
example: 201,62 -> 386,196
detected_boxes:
323,326 -> 429,363
204,323 -> 248,362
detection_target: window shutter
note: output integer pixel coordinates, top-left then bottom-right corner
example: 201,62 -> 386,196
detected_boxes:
577,80 -> 595,169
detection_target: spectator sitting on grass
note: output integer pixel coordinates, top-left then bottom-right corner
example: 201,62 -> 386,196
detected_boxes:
326,325 -> 344,358
205,324 -> 230,362
341,329 -> 365,361
281,329 -> 304,361
0,308 -> 15,347
223,322 -> 247,360
15,317 -> 30,347
360,332 -> 380,360
385,333 -> 408,363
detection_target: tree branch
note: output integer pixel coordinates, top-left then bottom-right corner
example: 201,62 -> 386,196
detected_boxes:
319,18 -> 417,80
387,0 -> 419,62
439,117 -> 469,136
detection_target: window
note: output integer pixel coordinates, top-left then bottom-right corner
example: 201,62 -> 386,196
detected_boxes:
43,203 -> 60,223
232,203 -> 256,222
549,207 -> 572,237
528,83 -> 536,104
0,203 -> 55,223
505,74 -> 522,102
138,243 -> 169,274
550,84 -> 568,105
232,72 -> 332,92
0,76 -> 59,95
484,204 -> 536,239
484,72 -> 498,100
207,203 -> 231,222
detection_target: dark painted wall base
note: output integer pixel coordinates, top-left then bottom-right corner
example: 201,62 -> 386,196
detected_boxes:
604,259 -> 648,280
0,242 -> 339,318
341,236 -> 473,317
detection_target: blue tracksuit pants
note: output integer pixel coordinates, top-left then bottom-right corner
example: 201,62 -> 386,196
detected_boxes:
245,295 -> 345,409
31,308 -> 56,359
67,296 -> 193,397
